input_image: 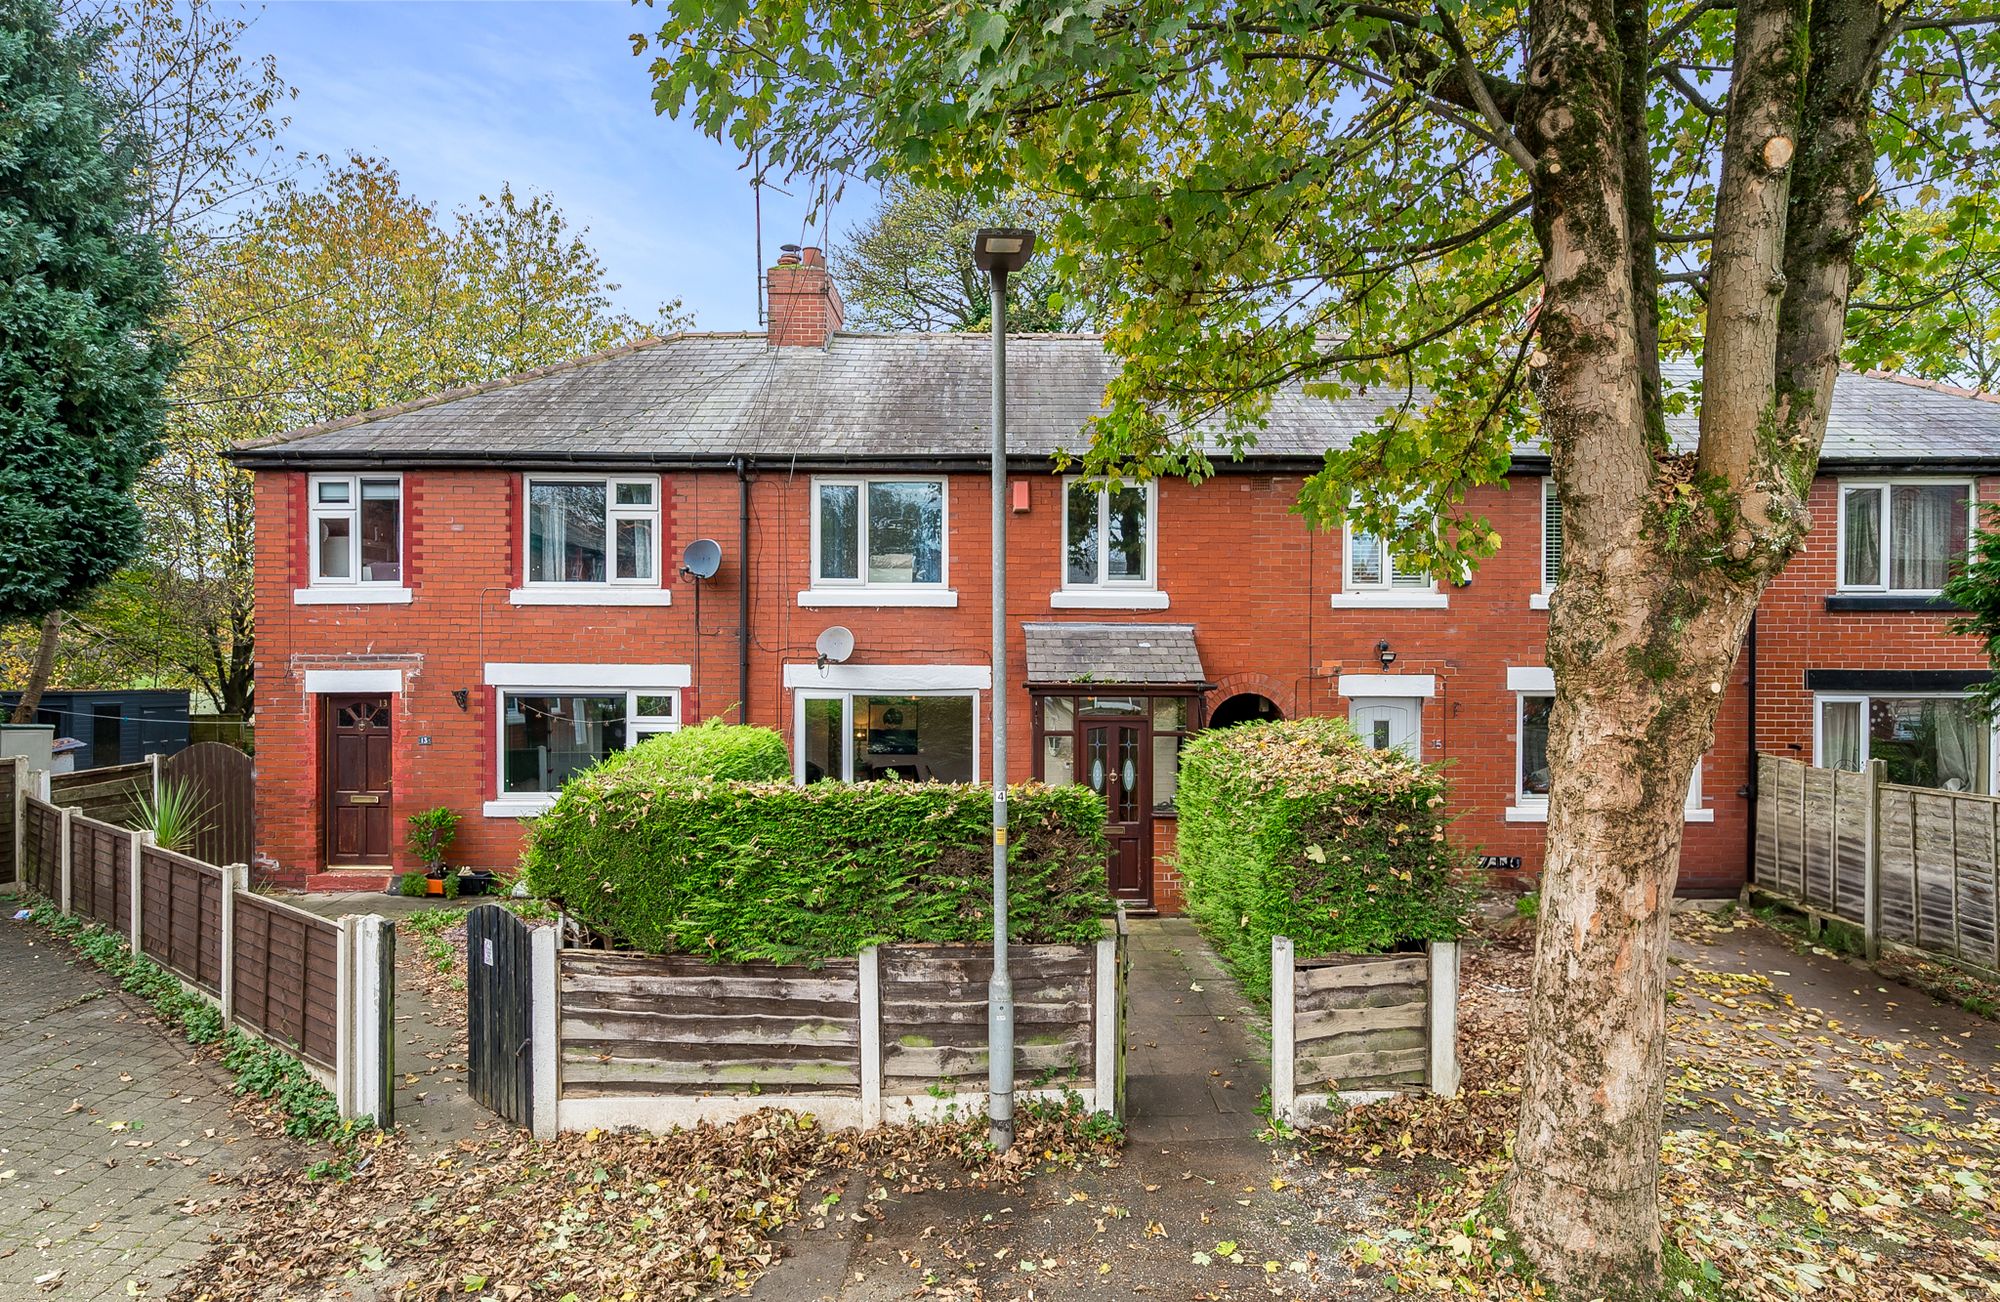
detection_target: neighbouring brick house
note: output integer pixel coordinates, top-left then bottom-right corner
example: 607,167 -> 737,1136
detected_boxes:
234,247 -> 2000,908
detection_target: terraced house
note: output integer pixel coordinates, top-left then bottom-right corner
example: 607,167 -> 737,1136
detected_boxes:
234,248 -> 2000,909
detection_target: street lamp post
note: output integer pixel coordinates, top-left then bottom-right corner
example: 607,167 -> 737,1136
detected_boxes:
970,226 -> 1036,1152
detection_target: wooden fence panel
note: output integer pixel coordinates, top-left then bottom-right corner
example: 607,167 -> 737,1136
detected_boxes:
877,944 -> 1093,1097
559,950 -> 861,1098
22,798 -> 60,898
162,743 -> 254,868
0,758 -> 17,883
138,846 -> 223,995
1878,786 -> 1919,945
1292,952 -> 1430,1091
69,815 -> 131,933
50,761 -> 151,827
231,894 -> 340,1071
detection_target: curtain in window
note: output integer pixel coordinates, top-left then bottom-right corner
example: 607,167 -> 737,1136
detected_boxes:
1842,486 -> 1880,585
1820,700 -> 1862,771
1889,485 -> 1964,590
1933,700 -> 1982,792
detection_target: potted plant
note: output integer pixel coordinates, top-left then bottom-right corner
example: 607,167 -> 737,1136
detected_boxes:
406,807 -> 461,896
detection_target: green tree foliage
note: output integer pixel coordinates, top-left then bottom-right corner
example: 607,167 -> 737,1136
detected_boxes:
524,780 -> 1112,962
1946,505 -> 2000,720
834,178 -> 1098,331
0,0 -> 176,625
1175,718 -> 1470,1003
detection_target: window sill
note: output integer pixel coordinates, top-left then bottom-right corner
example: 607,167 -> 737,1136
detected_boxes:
1508,803 -> 1711,824
509,587 -> 672,606
294,585 -> 412,606
1529,591 -> 1551,611
1329,591 -> 1449,610
483,797 -> 557,818
1050,588 -> 1170,610
1823,593 -> 1962,613
797,588 -> 959,608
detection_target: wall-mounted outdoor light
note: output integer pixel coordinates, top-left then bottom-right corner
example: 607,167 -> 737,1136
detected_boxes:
1377,640 -> 1397,669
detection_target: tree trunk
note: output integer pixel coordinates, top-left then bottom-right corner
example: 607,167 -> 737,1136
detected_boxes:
9,611 -> 63,724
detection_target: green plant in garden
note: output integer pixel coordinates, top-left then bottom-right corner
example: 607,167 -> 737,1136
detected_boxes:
1174,717 -> 1471,1003
1946,503 -> 2000,721
405,806 -> 461,874
598,719 -> 791,784
523,779 -> 1111,962
397,871 -> 428,897
137,778 -> 210,854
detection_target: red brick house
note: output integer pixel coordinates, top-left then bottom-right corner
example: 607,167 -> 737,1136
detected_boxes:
235,248 -> 2000,908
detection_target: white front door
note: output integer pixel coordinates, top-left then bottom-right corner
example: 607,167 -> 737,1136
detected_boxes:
1350,697 -> 1421,758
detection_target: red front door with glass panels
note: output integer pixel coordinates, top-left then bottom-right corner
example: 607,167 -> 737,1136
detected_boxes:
1085,718 -> 1152,905
325,695 -> 393,865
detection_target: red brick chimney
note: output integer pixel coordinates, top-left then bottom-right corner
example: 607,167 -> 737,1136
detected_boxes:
766,245 -> 844,347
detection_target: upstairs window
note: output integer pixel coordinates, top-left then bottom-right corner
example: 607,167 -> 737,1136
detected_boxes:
1065,479 -> 1155,587
310,474 -> 402,584
526,476 -> 659,585
1838,481 -> 1972,593
1345,513 -> 1431,591
813,478 -> 946,587
1541,478 -> 1563,591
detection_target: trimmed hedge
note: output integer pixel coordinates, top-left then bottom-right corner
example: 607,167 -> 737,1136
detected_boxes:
1175,716 -> 1470,1002
600,720 -> 791,784
522,777 -> 1113,962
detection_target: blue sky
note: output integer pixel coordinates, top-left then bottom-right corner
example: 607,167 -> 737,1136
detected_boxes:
240,0 -> 861,329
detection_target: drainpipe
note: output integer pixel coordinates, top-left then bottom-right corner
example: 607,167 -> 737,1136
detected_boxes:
1743,613 -> 1758,884
736,457 -> 752,724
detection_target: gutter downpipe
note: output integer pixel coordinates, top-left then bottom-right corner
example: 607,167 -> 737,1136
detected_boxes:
1743,612 -> 1757,891
737,456 -> 752,724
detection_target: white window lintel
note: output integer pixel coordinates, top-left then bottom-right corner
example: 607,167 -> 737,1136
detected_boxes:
1337,673 -> 1436,699
782,663 -> 992,692
304,668 -> 403,694
484,663 -> 692,689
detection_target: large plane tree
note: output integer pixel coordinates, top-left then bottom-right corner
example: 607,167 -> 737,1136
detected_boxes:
639,1 -> 2000,1294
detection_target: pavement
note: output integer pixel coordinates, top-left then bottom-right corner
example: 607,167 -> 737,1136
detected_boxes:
0,906 -> 282,1301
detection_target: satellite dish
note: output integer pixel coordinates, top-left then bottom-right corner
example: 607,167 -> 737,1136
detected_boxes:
680,539 -> 722,580
815,626 -> 855,667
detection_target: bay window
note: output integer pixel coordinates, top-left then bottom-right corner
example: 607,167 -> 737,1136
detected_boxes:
1838,481 -> 1973,593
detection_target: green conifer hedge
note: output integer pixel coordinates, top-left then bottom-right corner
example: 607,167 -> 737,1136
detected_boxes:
523,774 -> 1113,962
1174,717 -> 1471,1001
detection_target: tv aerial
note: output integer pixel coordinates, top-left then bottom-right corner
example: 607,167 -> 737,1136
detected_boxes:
815,626 -> 855,673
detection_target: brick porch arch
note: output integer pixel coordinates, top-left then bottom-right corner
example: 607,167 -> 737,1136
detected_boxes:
1203,672 -> 1297,724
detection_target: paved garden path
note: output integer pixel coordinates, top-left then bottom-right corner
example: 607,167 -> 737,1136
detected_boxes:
0,908 -> 281,1301
754,918 -> 1360,1300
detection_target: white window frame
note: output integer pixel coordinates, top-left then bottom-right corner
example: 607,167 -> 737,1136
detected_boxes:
520,474 -> 663,592
300,472 -> 411,603
481,663 -> 687,816
1530,476 -> 1561,610
1506,669 -> 1708,821
802,475 -> 955,607
1055,477 -> 1165,609
1812,690 -> 1997,793
1834,478 -> 1976,595
790,689 -> 982,785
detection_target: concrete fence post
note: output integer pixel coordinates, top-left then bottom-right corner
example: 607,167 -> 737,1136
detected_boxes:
335,915 -> 356,1118
128,830 -> 146,953
7,755 -> 25,891
1271,935 -> 1296,1125
1863,759 -> 1885,961
1428,941 -> 1461,1097
57,806 -> 74,915
341,915 -> 395,1127
1092,928 -> 1118,1117
530,923 -> 559,1139
145,752 -> 162,807
219,863 -> 245,1026
858,946 -> 882,1129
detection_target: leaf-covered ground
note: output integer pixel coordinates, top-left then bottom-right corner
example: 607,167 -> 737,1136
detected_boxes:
168,1100 -> 1119,1300
1300,910 -> 2000,1300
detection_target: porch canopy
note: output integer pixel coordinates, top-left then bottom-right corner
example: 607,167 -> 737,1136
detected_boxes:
1023,623 -> 1206,687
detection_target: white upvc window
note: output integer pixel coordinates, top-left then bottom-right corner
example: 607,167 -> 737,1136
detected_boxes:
1529,476 -> 1562,609
1506,668 -> 1708,821
524,475 -> 661,587
1055,477 -> 1166,609
481,663 -> 688,816
1815,692 -> 1994,793
803,477 -> 952,607
1835,479 -> 1974,594
792,690 -> 980,785
1333,504 -> 1448,609
308,473 -> 403,585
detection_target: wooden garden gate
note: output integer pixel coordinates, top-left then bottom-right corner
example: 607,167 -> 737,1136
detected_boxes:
162,742 -> 255,867
466,904 -> 535,1126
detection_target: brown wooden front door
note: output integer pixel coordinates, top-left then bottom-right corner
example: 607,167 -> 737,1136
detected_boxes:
324,695 -> 393,865
1084,717 -> 1152,906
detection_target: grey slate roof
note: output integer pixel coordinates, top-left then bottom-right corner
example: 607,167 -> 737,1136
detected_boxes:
1023,623 -> 1207,686
231,332 -> 2000,468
